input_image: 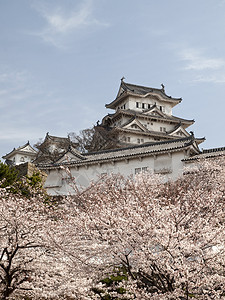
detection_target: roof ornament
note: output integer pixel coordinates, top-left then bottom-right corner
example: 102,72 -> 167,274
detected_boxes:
121,76 -> 125,82
161,83 -> 165,92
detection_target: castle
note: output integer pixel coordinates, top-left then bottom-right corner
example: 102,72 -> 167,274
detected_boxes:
3,79 -> 225,195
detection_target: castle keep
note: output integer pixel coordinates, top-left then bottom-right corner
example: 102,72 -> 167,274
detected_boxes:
4,79 -> 225,195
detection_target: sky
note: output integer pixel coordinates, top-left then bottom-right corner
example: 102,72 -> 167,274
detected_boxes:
1,0 -> 225,159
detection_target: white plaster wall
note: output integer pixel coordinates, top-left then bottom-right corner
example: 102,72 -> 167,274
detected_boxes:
44,151 -> 186,195
123,96 -> 173,115
145,121 -> 174,133
119,132 -> 156,144
10,153 -> 33,165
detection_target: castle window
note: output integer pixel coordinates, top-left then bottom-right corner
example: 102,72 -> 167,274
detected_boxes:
159,106 -> 165,112
135,167 -> 148,174
148,104 -> 151,109
127,137 -> 130,142
135,168 -> 141,174
20,157 -> 25,162
160,127 -> 166,132
141,139 -> 144,143
142,103 -> 145,109
137,138 -> 140,143
136,102 -> 139,108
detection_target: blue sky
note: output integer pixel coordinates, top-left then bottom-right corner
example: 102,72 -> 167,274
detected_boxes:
1,0 -> 225,159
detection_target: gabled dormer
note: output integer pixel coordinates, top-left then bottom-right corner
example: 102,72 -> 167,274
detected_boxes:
122,118 -> 149,132
168,124 -> 190,138
55,146 -> 86,164
143,105 -> 167,117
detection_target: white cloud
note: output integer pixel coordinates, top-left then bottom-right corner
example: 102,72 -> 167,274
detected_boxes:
31,0 -> 109,48
180,48 -> 225,71
172,46 -> 225,83
191,74 -> 225,84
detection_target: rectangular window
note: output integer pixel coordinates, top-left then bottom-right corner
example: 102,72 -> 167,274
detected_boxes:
148,104 -> 151,109
136,102 -> 139,108
135,168 -> 141,174
142,103 -> 145,109
142,167 -> 148,172
137,138 -> 140,143
127,137 -> 130,142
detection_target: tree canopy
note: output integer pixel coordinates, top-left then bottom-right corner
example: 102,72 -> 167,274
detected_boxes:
0,158 -> 225,299
0,161 -> 18,188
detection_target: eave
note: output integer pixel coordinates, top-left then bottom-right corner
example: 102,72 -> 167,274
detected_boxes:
106,91 -> 182,109
106,81 -> 182,109
183,146 -> 225,163
116,127 -> 189,140
37,137 -> 201,170
103,110 -> 194,127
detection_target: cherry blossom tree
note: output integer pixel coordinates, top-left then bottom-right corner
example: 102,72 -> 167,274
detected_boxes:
0,185 -> 90,300
55,158 -> 225,299
1,157 -> 225,299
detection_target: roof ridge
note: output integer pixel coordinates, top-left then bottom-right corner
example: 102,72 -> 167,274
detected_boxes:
123,81 -> 159,92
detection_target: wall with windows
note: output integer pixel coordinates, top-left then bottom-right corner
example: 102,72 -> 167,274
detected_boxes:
121,95 -> 173,115
8,153 -> 34,165
44,151 -> 186,195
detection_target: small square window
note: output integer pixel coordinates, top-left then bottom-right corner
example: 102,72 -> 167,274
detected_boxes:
135,168 -> 141,174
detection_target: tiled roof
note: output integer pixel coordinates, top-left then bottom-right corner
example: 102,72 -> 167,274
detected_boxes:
2,142 -> 37,159
104,109 -> 194,125
44,133 -> 71,144
120,81 -> 181,100
116,127 -> 182,139
183,146 -> 225,162
37,136 -> 200,170
55,145 -> 87,162
106,81 -> 182,109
